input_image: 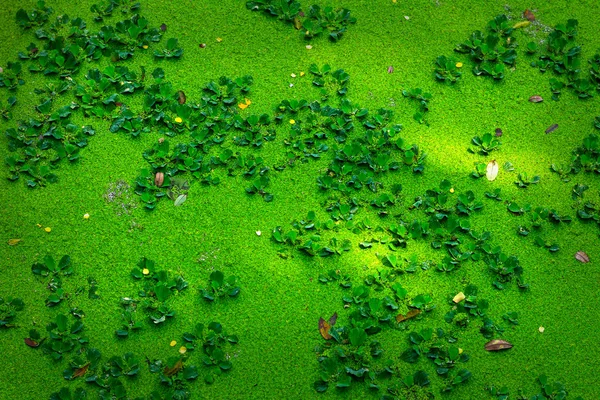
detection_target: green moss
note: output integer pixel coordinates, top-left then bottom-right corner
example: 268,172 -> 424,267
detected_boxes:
1,0 -> 600,399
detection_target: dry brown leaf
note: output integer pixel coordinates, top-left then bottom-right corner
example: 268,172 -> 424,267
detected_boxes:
529,95 -> 544,103
396,309 -> 421,323
328,312 -> 338,326
495,128 -> 503,137
154,172 -> 164,187
575,251 -> 590,263
73,363 -> 90,378
164,359 -> 184,377
545,124 -> 559,134
524,9 -> 535,21
484,339 -> 513,351
177,90 -> 186,105
318,317 -> 332,340
8,239 -> 22,246
24,337 -> 41,348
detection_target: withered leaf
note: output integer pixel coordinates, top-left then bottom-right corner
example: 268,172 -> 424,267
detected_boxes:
160,23 -> 167,32
545,124 -> 558,134
25,337 -> 44,348
529,95 -> 543,103
73,363 -> 90,378
164,359 -> 184,377
328,312 -> 338,326
7,239 -> 22,246
495,128 -> 503,137
524,9 -> 535,21
177,90 -> 186,105
293,17 -> 302,30
485,339 -> 513,351
575,251 -> 590,263
387,66 -> 394,74
396,309 -> 421,323
318,317 -> 332,340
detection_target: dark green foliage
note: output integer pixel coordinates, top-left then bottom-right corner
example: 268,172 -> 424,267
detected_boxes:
0,297 -> 25,328
16,1 -> 53,29
454,15 -> 517,80
434,56 -> 462,83
154,38 -> 183,58
469,133 -> 500,154
402,88 -> 432,124
201,271 -> 241,301
42,314 -> 88,361
246,1 -> 356,41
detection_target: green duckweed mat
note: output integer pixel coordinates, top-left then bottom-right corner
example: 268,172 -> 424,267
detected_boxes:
1,0 -> 600,399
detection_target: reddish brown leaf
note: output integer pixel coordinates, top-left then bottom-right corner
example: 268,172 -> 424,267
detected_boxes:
396,309 -> 421,323
575,251 -> 590,263
328,312 -> 338,326
318,317 -> 332,340
24,337 -> 45,348
160,23 -> 167,32
164,359 -> 183,377
545,124 -> 558,134
495,128 -> 503,137
523,9 -> 535,21
73,363 -> 90,378
177,90 -> 186,105
485,339 -> 513,351
387,66 -> 394,74
529,95 -> 543,103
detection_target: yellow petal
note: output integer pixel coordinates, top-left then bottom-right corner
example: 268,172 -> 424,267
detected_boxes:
44,227 -> 51,233
170,340 -> 177,347
36,224 -> 42,228
245,98 -> 251,105
513,21 -> 530,29
300,72 -> 305,77
179,346 -> 187,354
143,268 -> 150,275
453,292 -> 465,303
238,103 -> 248,110
142,45 -> 148,49
174,117 -> 183,123
7,239 -> 22,246
216,37 -> 222,42
456,62 -> 463,68
289,119 -> 296,124
458,348 -> 463,354
83,213 -> 90,220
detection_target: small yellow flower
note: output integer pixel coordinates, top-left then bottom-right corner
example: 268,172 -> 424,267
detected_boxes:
458,348 -> 463,354
44,227 -> 51,233
300,72 -> 305,77
238,102 -> 248,110
216,37 -> 222,42
174,117 -> 183,124
179,346 -> 187,354
83,213 -> 90,220
142,45 -> 148,49
143,268 -> 150,275
289,119 -> 296,125
449,188 -> 455,193
170,340 -> 177,347
456,62 -> 463,68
